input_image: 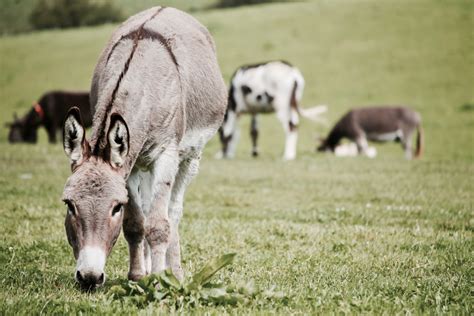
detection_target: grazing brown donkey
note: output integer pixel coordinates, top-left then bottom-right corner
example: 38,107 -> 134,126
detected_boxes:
317,106 -> 423,159
61,7 -> 226,290
6,91 -> 91,143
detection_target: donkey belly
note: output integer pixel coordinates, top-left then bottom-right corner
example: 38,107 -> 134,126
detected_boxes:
367,129 -> 402,142
179,127 -> 217,158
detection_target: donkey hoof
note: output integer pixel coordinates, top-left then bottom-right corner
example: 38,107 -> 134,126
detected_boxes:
128,272 -> 145,281
251,150 -> 259,157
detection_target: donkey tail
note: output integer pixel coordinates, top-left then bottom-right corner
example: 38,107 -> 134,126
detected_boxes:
298,105 -> 328,124
414,124 -> 424,158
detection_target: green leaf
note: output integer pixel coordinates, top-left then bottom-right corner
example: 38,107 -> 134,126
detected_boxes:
201,287 -> 227,299
108,285 -> 127,298
107,252 -> 286,308
188,253 -> 236,290
160,269 -> 182,290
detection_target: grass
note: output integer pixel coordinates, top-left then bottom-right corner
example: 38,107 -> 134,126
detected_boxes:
0,0 -> 473,313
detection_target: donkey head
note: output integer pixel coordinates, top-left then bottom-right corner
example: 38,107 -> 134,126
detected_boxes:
62,107 -> 130,290
317,138 -> 334,152
6,112 -> 37,143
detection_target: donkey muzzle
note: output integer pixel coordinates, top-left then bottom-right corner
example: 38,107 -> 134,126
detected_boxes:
76,270 -> 105,290
75,246 -> 106,289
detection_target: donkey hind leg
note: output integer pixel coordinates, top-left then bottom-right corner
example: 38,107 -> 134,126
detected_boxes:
145,144 -> 180,274
401,129 -> 414,160
124,170 -> 147,280
226,124 -> 240,159
276,105 -> 299,160
250,115 -> 259,157
166,154 -> 200,280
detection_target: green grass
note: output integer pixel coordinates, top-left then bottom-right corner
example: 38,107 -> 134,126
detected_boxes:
0,0 -> 473,313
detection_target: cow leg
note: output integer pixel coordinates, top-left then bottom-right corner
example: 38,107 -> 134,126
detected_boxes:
250,114 -> 259,157
276,105 -> 299,160
166,153 -> 200,280
145,144 -> 179,274
124,170 -> 146,280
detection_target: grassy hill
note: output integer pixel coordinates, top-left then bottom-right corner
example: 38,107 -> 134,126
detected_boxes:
0,0 -> 219,35
0,0 -> 472,313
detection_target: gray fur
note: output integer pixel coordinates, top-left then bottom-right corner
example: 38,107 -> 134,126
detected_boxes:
62,7 -> 226,289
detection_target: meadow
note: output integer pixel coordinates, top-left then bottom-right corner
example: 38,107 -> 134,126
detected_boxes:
0,0 -> 473,313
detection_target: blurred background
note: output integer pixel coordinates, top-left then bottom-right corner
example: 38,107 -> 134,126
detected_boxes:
1,0 -> 472,159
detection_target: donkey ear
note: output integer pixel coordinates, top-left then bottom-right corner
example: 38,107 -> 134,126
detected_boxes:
63,107 -> 88,167
107,113 -> 129,168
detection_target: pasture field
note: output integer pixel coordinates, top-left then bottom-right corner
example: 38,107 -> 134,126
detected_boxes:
0,0 -> 473,314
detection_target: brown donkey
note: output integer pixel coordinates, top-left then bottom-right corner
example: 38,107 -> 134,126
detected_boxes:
318,106 -> 423,159
6,91 -> 91,143
61,7 -> 226,290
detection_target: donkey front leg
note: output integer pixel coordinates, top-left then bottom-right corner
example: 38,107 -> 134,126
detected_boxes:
123,171 -> 147,281
355,134 -> 377,158
123,201 -> 146,280
401,128 -> 414,160
145,147 -> 179,274
47,124 -> 58,143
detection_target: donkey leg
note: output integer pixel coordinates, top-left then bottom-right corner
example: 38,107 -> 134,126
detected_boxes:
355,135 -> 369,156
401,130 -> 414,160
277,106 -> 299,160
145,145 -> 179,274
225,125 -> 240,159
250,115 -> 259,157
167,155 -> 200,280
47,125 -> 58,143
124,171 -> 146,280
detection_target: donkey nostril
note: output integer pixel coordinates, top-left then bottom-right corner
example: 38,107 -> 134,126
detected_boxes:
98,273 -> 105,284
76,270 -> 83,282
256,94 -> 262,101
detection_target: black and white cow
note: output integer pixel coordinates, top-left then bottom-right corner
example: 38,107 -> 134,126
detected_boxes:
317,106 -> 423,159
218,61 -> 326,160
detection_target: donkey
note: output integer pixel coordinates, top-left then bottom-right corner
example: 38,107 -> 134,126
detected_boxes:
218,61 -> 327,160
317,106 -> 423,159
6,91 -> 91,143
61,7 -> 226,290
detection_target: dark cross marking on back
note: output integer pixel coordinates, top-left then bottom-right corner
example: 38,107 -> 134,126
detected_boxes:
93,7 -> 179,157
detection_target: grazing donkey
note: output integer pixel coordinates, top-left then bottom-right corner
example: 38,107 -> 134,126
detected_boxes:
61,7 -> 226,290
218,61 -> 327,160
317,106 -> 423,159
6,91 -> 91,143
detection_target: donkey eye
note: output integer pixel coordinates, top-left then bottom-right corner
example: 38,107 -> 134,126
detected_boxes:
112,204 -> 123,216
65,201 -> 76,216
